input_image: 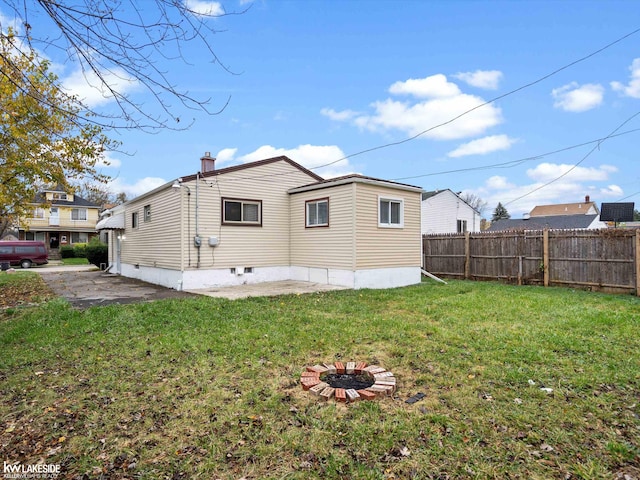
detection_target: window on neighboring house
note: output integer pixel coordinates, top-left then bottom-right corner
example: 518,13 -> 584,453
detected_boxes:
52,193 -> 67,200
144,205 -> 151,222
25,231 -> 45,241
71,208 -> 88,221
379,197 -> 404,228
71,232 -> 88,244
306,198 -> 329,227
132,211 -> 139,228
457,219 -> 468,233
32,208 -> 45,219
222,198 -> 262,226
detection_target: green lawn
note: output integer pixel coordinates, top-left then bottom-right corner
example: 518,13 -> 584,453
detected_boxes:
61,257 -> 90,266
0,275 -> 638,479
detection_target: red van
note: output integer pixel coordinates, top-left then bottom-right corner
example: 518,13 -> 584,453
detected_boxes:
0,241 -> 49,269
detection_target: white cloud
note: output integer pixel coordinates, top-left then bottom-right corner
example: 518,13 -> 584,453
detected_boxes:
485,175 -> 514,190
326,74 -> 503,141
215,148 -> 238,164
447,134 -> 516,158
389,74 -> 461,98
108,177 -> 167,198
526,163 -> 616,182
96,152 -> 122,169
62,67 -> 140,108
611,58 -> 640,98
320,108 -> 359,121
453,70 -> 503,90
219,144 -> 354,179
551,82 -> 604,112
600,184 -> 623,197
183,0 -> 224,16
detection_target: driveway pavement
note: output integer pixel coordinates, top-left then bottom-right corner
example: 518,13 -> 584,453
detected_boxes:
37,269 -> 195,309
35,266 -> 348,308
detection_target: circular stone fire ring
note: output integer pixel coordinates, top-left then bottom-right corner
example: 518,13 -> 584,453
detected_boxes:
300,361 -> 396,402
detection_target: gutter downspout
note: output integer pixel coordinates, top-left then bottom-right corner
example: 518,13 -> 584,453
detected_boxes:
195,172 -> 201,268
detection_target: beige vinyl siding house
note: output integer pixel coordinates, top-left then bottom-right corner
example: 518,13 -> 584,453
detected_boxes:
98,155 -> 423,291
289,175 -> 423,289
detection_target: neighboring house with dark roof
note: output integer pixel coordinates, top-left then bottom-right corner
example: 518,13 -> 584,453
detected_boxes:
97,155 -> 423,291
488,214 -> 606,231
18,185 -> 100,256
421,189 -> 480,234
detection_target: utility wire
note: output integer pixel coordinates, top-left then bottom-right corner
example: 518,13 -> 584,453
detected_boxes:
389,128 -> 640,181
210,25 -> 640,185
504,110 -> 640,206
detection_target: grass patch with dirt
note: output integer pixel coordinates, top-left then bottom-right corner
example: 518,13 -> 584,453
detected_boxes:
0,279 -> 638,479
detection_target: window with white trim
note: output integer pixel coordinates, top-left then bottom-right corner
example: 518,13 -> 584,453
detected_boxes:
52,192 -> 67,200
71,208 -> 87,221
132,211 -> 139,229
32,208 -> 45,219
457,219 -> 467,233
222,198 -> 262,226
144,205 -> 151,222
306,198 -> 329,227
379,197 -> 404,228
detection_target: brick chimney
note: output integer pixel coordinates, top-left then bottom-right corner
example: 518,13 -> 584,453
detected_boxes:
200,152 -> 216,173
585,195 -> 590,203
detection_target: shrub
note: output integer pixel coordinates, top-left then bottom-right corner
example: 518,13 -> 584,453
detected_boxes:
85,240 -> 108,268
60,245 -> 75,258
72,243 -> 87,258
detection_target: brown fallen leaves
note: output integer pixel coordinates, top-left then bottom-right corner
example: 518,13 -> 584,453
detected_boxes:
0,273 -> 55,309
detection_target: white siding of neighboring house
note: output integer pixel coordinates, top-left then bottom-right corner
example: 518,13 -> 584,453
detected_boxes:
421,190 -> 480,234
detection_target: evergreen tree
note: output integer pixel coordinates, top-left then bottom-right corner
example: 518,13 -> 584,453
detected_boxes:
491,202 -> 511,222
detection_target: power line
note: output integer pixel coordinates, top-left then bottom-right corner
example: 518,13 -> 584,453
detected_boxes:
504,110 -> 640,206
211,25 -> 640,185
389,128 -> 640,181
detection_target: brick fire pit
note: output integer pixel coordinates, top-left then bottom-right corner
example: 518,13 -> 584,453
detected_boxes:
300,361 -> 396,402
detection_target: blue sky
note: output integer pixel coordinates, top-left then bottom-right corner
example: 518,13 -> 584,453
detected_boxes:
4,0 -> 640,217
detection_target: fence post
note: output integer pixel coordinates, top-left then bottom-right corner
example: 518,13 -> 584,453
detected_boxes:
636,229 -> 640,297
543,228 -> 549,287
464,231 -> 470,280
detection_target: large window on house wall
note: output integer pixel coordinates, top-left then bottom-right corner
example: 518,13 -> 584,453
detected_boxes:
379,196 -> 404,228
222,198 -> 262,226
25,231 -> 46,241
306,198 -> 329,227
132,211 -> 139,229
32,208 -> 45,219
71,232 -> 88,244
457,219 -> 467,233
71,208 -> 87,221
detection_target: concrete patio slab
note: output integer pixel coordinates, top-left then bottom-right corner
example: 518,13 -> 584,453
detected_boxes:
186,280 -> 349,300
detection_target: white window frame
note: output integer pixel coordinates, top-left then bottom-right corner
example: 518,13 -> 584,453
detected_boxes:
71,208 -> 88,221
32,207 -> 45,219
52,193 -> 68,201
131,211 -> 139,229
306,198 -> 329,228
144,205 -> 151,222
378,196 -> 404,228
457,219 -> 468,233
222,198 -> 262,226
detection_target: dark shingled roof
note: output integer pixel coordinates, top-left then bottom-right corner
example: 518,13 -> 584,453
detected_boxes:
488,214 -> 599,231
34,185 -> 100,208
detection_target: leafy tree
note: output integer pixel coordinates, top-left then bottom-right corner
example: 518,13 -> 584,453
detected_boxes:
1,0 -> 242,130
634,209 -> 640,221
0,32 -> 117,238
491,202 -> 510,222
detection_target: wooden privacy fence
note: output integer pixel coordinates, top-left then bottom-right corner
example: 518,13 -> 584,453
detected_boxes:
423,229 -> 640,295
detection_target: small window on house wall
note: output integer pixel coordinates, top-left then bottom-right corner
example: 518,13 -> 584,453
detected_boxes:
53,193 -> 67,201
306,198 -> 329,227
132,211 -> 139,228
32,208 -> 45,219
457,219 -> 467,233
71,232 -> 88,244
71,208 -> 87,221
222,198 -> 262,226
144,205 -> 151,222
379,197 -> 404,228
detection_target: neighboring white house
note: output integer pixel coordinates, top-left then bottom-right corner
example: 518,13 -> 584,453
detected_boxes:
421,189 -> 480,234
97,155 -> 423,291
